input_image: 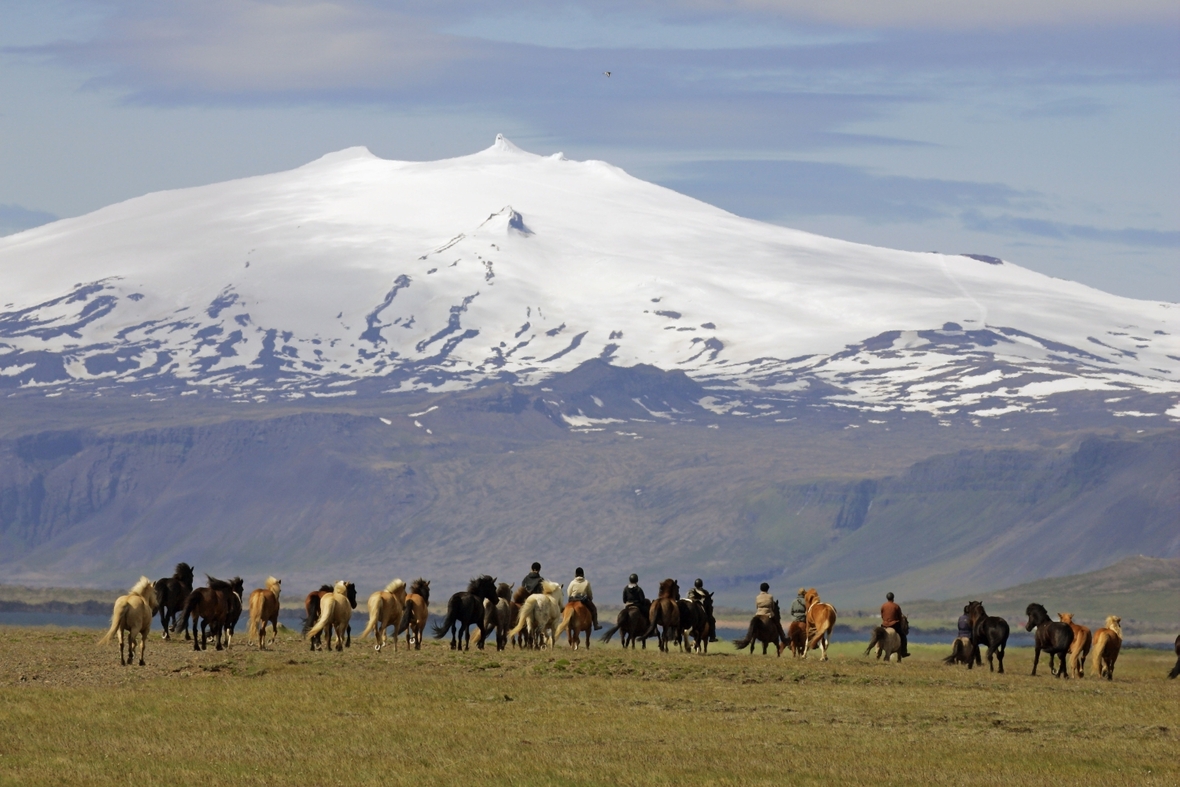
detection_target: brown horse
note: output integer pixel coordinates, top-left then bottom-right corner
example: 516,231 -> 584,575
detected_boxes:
803,588 -> 837,661
785,620 -> 807,657
601,604 -> 651,649
1170,634 -> 1180,680
397,578 -> 430,650
1058,613 -> 1092,679
646,579 -> 681,653
360,579 -> 407,652
733,601 -> 786,656
98,577 -> 159,666
1090,616 -> 1122,681
246,576 -> 282,650
180,576 -> 238,652
556,600 -> 594,650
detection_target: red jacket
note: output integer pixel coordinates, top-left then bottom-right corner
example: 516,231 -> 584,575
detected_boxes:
881,601 -> 902,629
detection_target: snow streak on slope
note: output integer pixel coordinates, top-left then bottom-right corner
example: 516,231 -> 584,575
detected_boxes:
0,135 -> 1177,418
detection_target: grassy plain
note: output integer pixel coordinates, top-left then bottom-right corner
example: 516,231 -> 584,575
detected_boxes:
1,626 -> 1178,786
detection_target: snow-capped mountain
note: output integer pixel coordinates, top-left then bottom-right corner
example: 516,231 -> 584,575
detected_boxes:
1,135 -> 1177,420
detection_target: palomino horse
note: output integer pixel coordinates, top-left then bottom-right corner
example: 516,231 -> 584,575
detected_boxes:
803,588 -> 837,661
1090,616 -> 1122,681
1058,613 -> 1092,679
601,603 -> 650,649
304,582 -> 358,651
508,580 -> 564,650
733,600 -> 786,656
181,576 -> 239,652
397,578 -> 430,650
1170,634 -> 1180,680
964,601 -> 1009,673
556,599 -> 594,650
646,579 -> 682,653
1026,603 -> 1073,678
360,579 -> 407,652
432,575 -> 500,651
865,617 -> 908,663
99,577 -> 159,666
246,576 -> 282,650
153,562 -> 194,641
306,581 -> 356,652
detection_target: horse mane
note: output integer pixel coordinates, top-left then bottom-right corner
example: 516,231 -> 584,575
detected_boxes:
317,584 -> 333,593
467,575 -> 496,594
657,578 -> 678,598
1058,612 -> 1073,624
231,577 -> 244,593
207,575 -> 233,591
497,582 -> 514,600
333,580 -> 348,595
409,578 -> 430,602
265,576 -> 281,595
174,562 -> 193,579
384,578 -> 406,594
128,576 -> 154,597
1105,616 -> 1122,636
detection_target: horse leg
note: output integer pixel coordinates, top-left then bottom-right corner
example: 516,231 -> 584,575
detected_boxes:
1031,645 -> 1041,676
138,629 -> 147,666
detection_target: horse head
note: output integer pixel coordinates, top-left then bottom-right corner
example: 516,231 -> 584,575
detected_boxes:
1025,602 -> 1049,631
804,588 -> 821,608
176,563 -> 195,586
658,578 -> 678,599
1058,612 -> 1073,624
345,582 -> 358,608
266,576 -> 282,596
230,577 -> 245,597
541,580 -> 564,603
1105,616 -> 1122,636
468,575 -> 499,603
497,582 -> 514,601
410,578 -> 430,603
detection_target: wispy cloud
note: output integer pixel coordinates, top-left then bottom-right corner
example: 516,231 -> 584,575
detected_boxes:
961,212 -> 1180,248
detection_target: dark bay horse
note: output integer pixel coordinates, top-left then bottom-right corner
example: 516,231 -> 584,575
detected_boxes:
965,600 -> 1009,673
1026,602 -> 1074,678
153,562 -> 194,640
601,603 -> 651,649
1169,634 -> 1180,680
398,578 -> 431,650
432,575 -> 499,651
645,579 -> 681,653
180,576 -> 238,651
678,598 -> 709,653
222,577 -> 245,648
733,601 -> 786,656
303,583 -> 358,651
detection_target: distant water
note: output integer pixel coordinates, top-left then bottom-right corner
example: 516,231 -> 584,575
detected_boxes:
0,611 -> 110,628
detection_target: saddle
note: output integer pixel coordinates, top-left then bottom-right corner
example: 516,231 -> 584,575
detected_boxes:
568,593 -> 590,604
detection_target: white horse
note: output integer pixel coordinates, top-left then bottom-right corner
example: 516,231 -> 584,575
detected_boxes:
508,580 -> 563,649
99,576 -> 160,666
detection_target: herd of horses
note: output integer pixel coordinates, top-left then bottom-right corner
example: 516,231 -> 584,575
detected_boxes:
97,563 -> 1180,683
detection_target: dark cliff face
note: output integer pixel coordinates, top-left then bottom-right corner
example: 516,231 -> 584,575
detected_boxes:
0,387 -> 1175,604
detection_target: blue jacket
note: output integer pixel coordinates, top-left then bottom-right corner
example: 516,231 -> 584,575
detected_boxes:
957,614 -> 973,639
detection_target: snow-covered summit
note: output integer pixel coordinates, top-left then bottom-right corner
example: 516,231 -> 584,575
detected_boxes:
1,136 -> 1177,420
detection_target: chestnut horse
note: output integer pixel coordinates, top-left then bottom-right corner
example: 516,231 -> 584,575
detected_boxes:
1090,616 -> 1122,681
645,579 -> 682,653
397,578 -> 430,650
556,599 -> 594,650
785,621 -> 807,657
803,588 -> 837,661
98,576 -> 159,666
1058,613 -> 1092,679
1026,603 -> 1073,678
360,579 -> 407,652
246,576 -> 282,649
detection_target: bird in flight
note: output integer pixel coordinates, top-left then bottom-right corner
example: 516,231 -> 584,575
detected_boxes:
603,71 -> 611,77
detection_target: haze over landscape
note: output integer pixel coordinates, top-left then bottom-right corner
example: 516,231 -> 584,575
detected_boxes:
0,1 -> 1176,610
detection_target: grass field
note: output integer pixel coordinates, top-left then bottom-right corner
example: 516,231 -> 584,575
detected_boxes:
1,626 -> 1178,786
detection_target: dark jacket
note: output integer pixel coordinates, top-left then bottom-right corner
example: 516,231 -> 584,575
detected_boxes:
623,584 -> 646,606
522,572 -> 544,596
957,614 -> 973,640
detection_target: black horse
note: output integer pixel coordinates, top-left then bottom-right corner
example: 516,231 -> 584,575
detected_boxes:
432,575 -> 499,651
678,597 -> 709,653
601,603 -> 651,649
1026,602 -> 1074,678
153,562 -> 195,641
222,577 -> 245,648
964,600 -> 1009,673
733,601 -> 787,656
1168,635 -> 1180,679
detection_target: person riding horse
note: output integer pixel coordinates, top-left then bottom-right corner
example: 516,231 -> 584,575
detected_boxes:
522,562 -> 545,596
686,578 -> 717,642
623,574 -> 647,608
567,567 -> 601,630
881,592 -> 909,659
957,605 -> 973,644
755,583 -> 776,619
790,588 -> 808,625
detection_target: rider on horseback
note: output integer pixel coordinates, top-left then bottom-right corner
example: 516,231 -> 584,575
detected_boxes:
755,582 -> 776,618
623,574 -> 646,607
567,567 -> 601,630
957,605 -> 972,641
522,562 -> 544,596
790,588 -> 808,624
881,592 -> 909,658
687,578 -> 718,642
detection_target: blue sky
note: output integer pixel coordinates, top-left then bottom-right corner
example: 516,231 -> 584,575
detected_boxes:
1,0 -> 1176,300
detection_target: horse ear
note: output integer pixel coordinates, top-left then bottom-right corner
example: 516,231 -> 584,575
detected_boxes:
492,577 -> 497,583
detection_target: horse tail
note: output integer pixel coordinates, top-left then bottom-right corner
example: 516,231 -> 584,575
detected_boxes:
508,597 -> 534,638
302,595 -> 322,637
431,605 -> 457,639
644,601 -> 662,639
98,597 -> 129,645
732,618 -> 757,650
1090,630 -> 1109,676
360,594 -> 382,640
306,595 -> 336,639
600,624 -> 620,643
555,605 -> 574,638
864,628 -> 880,657
396,600 -> 414,635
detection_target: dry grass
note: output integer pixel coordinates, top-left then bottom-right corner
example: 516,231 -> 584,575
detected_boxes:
1,626 -> 1178,786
